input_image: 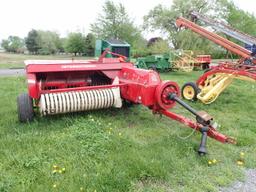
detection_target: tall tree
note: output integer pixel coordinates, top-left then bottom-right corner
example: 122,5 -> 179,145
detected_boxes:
37,30 -> 62,55
148,38 -> 170,54
25,29 -> 40,54
221,0 -> 256,40
84,33 -> 95,56
143,0 -> 218,50
1,40 -> 9,51
144,0 -> 256,58
1,36 -> 24,53
91,1 -> 145,49
25,29 -> 63,54
65,32 -> 86,56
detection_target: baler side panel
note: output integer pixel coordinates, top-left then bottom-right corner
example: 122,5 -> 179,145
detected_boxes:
27,73 -> 38,99
118,67 -> 161,106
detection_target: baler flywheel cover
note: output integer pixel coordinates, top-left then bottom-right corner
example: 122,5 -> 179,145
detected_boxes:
155,81 -> 180,109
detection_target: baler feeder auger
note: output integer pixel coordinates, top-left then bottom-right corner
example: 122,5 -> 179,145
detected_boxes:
17,50 -> 236,154
176,12 -> 256,104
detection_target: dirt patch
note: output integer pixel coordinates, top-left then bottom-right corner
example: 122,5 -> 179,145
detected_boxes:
131,178 -> 173,192
220,169 -> 256,192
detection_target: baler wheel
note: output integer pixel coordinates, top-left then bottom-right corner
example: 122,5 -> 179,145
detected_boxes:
202,63 -> 210,70
181,82 -> 199,101
17,93 -> 34,122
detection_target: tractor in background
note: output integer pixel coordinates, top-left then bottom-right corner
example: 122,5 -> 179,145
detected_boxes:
135,50 -> 211,72
135,54 -> 171,72
95,39 -> 130,59
95,39 -> 211,72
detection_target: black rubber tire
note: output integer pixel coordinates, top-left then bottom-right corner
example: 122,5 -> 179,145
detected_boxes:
17,93 -> 34,122
181,82 -> 199,101
202,63 -> 210,70
122,100 -> 134,108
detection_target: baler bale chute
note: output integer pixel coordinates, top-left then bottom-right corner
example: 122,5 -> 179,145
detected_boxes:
17,49 -> 236,155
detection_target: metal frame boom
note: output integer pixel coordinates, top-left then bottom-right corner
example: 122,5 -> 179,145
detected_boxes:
191,11 -> 256,46
176,17 -> 253,61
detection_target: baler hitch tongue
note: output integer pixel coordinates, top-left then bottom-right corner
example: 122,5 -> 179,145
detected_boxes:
169,93 -> 213,126
168,93 -> 232,155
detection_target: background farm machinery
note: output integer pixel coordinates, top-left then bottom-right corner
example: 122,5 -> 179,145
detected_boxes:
17,49 -> 235,154
135,50 -> 211,72
171,50 -> 211,72
95,39 -> 130,59
176,12 -> 256,104
135,54 -> 171,72
94,38 -> 211,72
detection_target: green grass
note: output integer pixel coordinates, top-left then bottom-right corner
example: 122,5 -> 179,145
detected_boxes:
0,71 -> 255,192
0,53 -> 93,69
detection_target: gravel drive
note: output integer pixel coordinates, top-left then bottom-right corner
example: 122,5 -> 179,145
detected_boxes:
220,169 -> 256,192
0,69 -> 25,77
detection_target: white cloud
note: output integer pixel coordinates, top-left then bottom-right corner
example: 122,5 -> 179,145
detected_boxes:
233,0 -> 256,15
0,0 -> 255,41
0,0 -> 171,40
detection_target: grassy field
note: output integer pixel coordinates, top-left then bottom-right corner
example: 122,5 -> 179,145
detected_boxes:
0,63 -> 256,191
0,53 -> 93,69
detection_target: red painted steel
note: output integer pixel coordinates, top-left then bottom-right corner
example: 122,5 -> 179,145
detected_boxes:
196,55 -> 211,64
161,110 -> 230,143
197,64 -> 256,87
176,17 -> 254,62
23,50 -> 234,146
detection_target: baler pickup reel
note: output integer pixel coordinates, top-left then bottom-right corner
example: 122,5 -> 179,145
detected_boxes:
18,50 -> 236,155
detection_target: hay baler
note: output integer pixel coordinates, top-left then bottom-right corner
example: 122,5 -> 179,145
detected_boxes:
17,50 -> 235,154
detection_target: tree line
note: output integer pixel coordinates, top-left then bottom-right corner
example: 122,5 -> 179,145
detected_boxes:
1,30 -> 95,56
1,0 -> 256,58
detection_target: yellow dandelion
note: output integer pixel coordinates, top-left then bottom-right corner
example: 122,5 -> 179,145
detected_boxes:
53,184 -> 57,188
58,170 -> 63,174
62,168 -> 66,172
118,132 -> 122,136
237,160 -> 244,166
80,187 -> 84,191
108,131 -> 111,135
212,159 -> 217,164
208,160 -> 212,165
53,165 -> 58,169
240,152 -> 245,157
52,170 -> 58,174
